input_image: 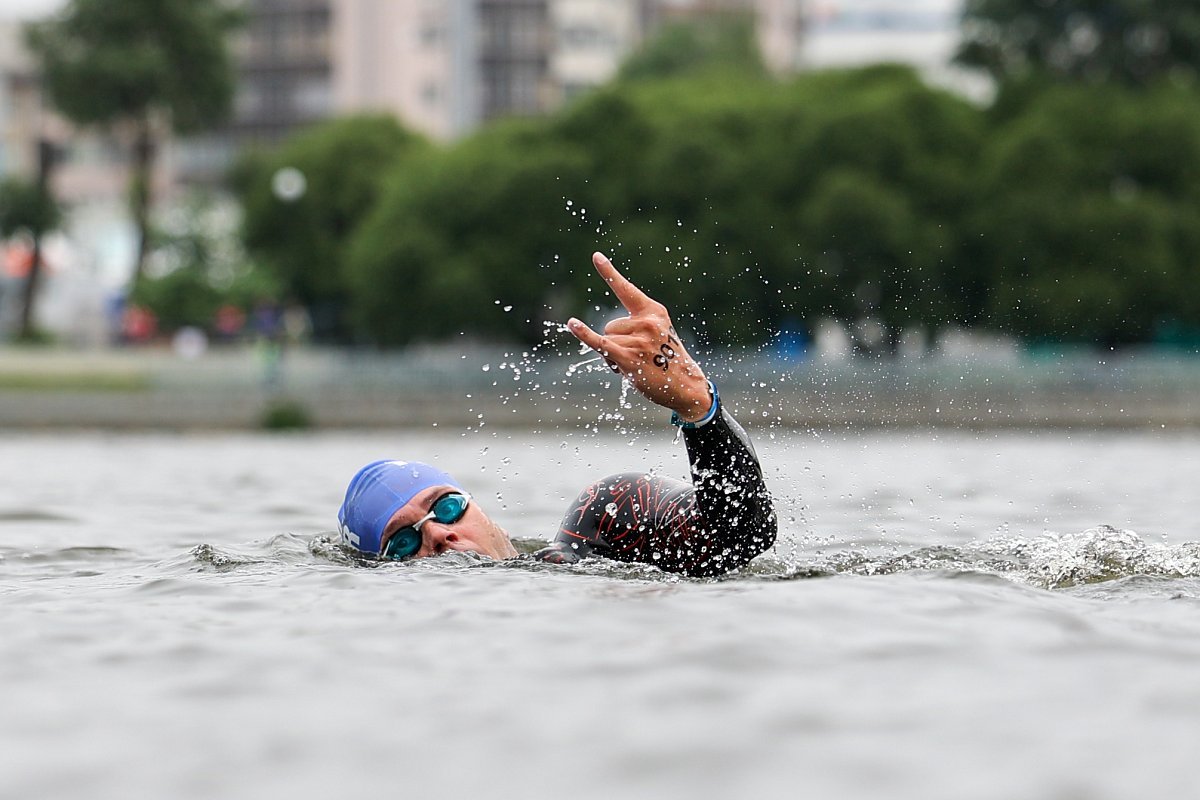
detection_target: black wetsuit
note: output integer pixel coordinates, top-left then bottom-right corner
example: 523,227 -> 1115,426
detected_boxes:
535,398 -> 777,577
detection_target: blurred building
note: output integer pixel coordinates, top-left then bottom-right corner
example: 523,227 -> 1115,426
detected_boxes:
801,0 -> 962,75
552,0 -> 644,104
178,0 -> 335,181
331,0 -> 632,140
477,1 -> 552,120
332,0 -> 471,140
0,21 -> 39,180
192,0 -> 809,163
332,0 -> 560,139
233,0 -> 334,145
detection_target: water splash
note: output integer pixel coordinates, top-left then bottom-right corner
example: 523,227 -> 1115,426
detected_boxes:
565,355 -> 604,376
799,526 -> 1200,590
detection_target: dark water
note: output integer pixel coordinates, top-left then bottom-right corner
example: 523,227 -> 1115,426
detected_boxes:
2,429 -> 1199,799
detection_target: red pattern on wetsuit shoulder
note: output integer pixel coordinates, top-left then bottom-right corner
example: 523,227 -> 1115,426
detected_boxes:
556,472 -> 700,560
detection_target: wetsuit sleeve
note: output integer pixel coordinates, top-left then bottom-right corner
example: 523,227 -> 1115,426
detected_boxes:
537,400 -> 777,577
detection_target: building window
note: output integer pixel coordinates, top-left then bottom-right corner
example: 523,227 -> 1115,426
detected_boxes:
235,85 -> 262,117
510,65 -> 541,110
481,2 -> 548,56
421,82 -> 442,106
561,24 -> 612,49
294,77 -> 332,117
562,81 -> 590,101
419,23 -> 444,47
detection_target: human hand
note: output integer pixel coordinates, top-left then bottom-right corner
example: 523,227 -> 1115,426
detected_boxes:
567,252 -> 712,422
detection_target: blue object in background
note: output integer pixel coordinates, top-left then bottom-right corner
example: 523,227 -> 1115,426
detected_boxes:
776,319 -> 809,363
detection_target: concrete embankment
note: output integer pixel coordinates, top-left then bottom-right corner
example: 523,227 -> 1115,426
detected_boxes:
0,345 -> 1197,431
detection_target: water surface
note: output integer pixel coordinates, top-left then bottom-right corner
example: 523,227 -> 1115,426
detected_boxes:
2,429 -> 1198,799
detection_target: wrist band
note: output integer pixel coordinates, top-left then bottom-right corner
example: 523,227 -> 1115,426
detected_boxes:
670,380 -> 719,429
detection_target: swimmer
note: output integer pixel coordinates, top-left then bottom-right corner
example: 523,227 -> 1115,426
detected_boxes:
338,252 -> 777,577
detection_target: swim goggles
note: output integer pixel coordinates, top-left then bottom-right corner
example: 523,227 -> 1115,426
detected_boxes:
380,492 -> 471,560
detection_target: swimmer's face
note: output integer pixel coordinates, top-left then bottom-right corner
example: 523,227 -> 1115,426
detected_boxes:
380,484 -> 517,561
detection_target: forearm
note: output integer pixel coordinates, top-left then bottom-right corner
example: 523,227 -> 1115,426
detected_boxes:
680,400 -> 777,571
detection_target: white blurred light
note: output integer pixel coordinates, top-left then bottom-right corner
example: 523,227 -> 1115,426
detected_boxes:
271,167 -> 307,203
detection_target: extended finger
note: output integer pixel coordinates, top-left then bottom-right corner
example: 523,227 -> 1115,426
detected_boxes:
592,252 -> 654,314
568,317 -> 621,359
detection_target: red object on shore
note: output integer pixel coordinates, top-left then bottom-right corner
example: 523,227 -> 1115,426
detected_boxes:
3,244 -> 35,278
122,305 -> 158,343
215,304 -> 246,338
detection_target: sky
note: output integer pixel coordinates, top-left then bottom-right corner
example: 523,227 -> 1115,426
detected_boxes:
0,0 -> 64,22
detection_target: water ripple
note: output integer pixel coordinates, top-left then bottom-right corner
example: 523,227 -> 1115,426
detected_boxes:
0,509 -> 77,523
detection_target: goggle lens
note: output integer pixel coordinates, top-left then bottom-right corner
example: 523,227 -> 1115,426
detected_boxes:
381,492 -> 470,561
383,527 -> 422,560
430,493 -> 469,524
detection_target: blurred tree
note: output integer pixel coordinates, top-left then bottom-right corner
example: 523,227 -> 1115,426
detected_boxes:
0,145 -> 63,341
969,81 -> 1200,342
345,65 -> 984,349
0,180 -> 59,237
235,115 -> 427,342
26,0 -> 240,288
773,67 -> 982,339
957,0 -> 1200,86
133,192 -> 279,334
618,12 -> 767,83
131,263 -> 221,333
347,120 -> 592,346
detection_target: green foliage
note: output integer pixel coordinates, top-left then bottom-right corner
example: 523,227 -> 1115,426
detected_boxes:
130,264 -> 221,331
259,399 -> 313,431
618,12 -> 767,83
957,0 -> 1200,86
0,178 -> 61,237
970,81 -> 1200,342
25,0 -> 240,133
236,115 -> 429,341
347,120 -> 592,346
775,67 -> 982,331
344,66 -> 982,348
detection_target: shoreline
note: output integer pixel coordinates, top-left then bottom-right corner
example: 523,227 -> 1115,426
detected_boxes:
1,345 -> 1197,431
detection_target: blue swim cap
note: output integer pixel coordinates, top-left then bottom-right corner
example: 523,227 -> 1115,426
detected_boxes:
338,460 -> 463,555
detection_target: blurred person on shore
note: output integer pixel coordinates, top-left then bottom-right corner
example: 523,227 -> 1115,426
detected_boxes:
214,303 -> 246,343
253,297 -> 284,392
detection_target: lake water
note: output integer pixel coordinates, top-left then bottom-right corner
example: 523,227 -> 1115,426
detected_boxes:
2,427 -> 1199,799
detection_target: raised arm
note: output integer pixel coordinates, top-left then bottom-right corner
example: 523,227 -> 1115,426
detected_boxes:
538,253 -> 777,576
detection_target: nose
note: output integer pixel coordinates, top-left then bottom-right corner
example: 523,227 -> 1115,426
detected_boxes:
426,523 -> 460,553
